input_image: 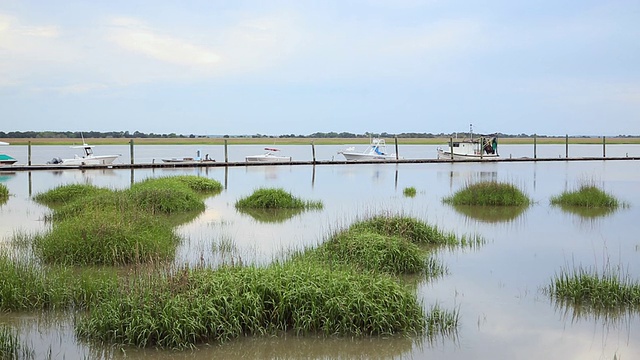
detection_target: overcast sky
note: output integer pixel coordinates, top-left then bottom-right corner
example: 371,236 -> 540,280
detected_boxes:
1,0 -> 638,136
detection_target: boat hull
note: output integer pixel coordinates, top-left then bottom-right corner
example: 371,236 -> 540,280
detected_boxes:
437,149 -> 499,160
60,155 -> 119,165
0,154 -> 17,165
245,155 -> 291,162
340,152 -> 396,161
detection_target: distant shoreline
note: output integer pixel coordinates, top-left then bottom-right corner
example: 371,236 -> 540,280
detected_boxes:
2,137 -> 639,146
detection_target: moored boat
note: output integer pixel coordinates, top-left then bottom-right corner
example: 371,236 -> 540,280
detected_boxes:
338,138 -> 397,161
48,143 -> 120,165
0,141 -> 18,165
437,125 -> 499,160
245,148 -> 292,162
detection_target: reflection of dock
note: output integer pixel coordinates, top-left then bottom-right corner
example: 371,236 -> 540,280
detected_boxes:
1,155 -> 639,172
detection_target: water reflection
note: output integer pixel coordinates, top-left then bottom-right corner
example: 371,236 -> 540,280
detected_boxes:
552,204 -> 618,218
451,204 -> 529,223
0,171 -> 16,183
552,298 -> 639,329
236,207 -> 306,223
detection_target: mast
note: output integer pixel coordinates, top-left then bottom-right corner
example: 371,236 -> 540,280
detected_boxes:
469,123 -> 473,141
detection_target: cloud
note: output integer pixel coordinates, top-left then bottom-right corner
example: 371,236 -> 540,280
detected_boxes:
107,17 -> 221,68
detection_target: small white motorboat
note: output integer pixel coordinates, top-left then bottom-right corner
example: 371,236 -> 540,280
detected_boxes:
245,148 -> 292,162
48,143 -> 120,165
338,138 -> 397,161
162,150 -> 215,163
437,125 -> 499,160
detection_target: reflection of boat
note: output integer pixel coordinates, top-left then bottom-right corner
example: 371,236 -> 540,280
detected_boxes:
47,143 -> 120,165
0,141 -> 18,165
437,125 -> 499,160
162,150 -> 215,163
245,148 -> 291,162
338,138 -> 397,161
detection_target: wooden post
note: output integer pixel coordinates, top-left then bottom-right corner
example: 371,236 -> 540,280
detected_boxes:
533,134 -> 537,159
311,141 -> 316,164
28,141 -> 32,166
394,136 -> 399,160
129,139 -> 134,164
602,136 -> 606,158
450,137 -> 454,160
565,134 -> 569,158
480,137 -> 484,159
224,139 -> 228,163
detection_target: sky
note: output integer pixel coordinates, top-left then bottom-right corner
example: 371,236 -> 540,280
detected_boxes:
0,1 -> 638,136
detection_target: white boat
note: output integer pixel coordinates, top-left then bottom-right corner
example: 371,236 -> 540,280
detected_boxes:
48,143 -> 120,165
437,125 -> 499,160
162,151 -> 215,163
0,141 -> 18,165
338,138 -> 397,161
245,148 -> 292,162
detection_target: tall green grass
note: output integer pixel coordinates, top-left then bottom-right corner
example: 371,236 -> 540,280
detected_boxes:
29,176 -> 222,265
235,188 -> 323,209
349,215 -> 461,247
33,183 -> 110,207
33,208 -> 180,266
443,181 -> 530,206
77,263 -> 426,349
0,252 -> 119,311
0,183 -> 9,203
546,265 -> 640,309
550,185 -> 621,208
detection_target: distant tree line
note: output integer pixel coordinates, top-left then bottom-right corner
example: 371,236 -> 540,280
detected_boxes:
0,131 -> 203,139
0,131 -> 635,139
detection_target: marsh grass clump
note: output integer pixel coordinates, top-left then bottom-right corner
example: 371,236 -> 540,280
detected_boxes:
0,325 -> 34,360
546,265 -> 640,310
166,175 -> 224,193
443,181 -> 530,206
33,208 -> 180,266
425,304 -> 459,338
33,183 -> 110,207
235,188 -> 323,210
403,187 -> 417,197
0,183 -> 9,202
76,264 -> 426,349
29,175 -> 222,265
0,253 -> 119,310
314,229 -> 425,275
350,215 -> 459,247
550,185 -> 622,209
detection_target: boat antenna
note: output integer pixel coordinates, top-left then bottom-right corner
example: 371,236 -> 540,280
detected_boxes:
469,123 -> 473,141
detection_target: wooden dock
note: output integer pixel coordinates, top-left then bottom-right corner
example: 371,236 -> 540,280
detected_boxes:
2,156 -> 639,172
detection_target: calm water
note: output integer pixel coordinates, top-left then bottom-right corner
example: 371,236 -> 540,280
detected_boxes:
1,144 -> 639,359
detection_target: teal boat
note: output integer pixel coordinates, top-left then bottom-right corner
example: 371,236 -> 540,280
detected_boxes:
0,154 -> 17,165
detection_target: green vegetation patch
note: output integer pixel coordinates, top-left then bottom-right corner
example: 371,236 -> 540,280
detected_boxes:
77,263 -> 426,349
33,183 -> 110,207
29,175 -> 222,265
0,252 -> 118,311
315,229 -> 425,275
443,181 -> 530,206
550,185 -> 621,208
350,215 -> 460,247
0,183 -> 9,201
546,265 -> 640,310
403,187 -> 416,197
33,208 -> 180,266
235,188 -> 323,209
